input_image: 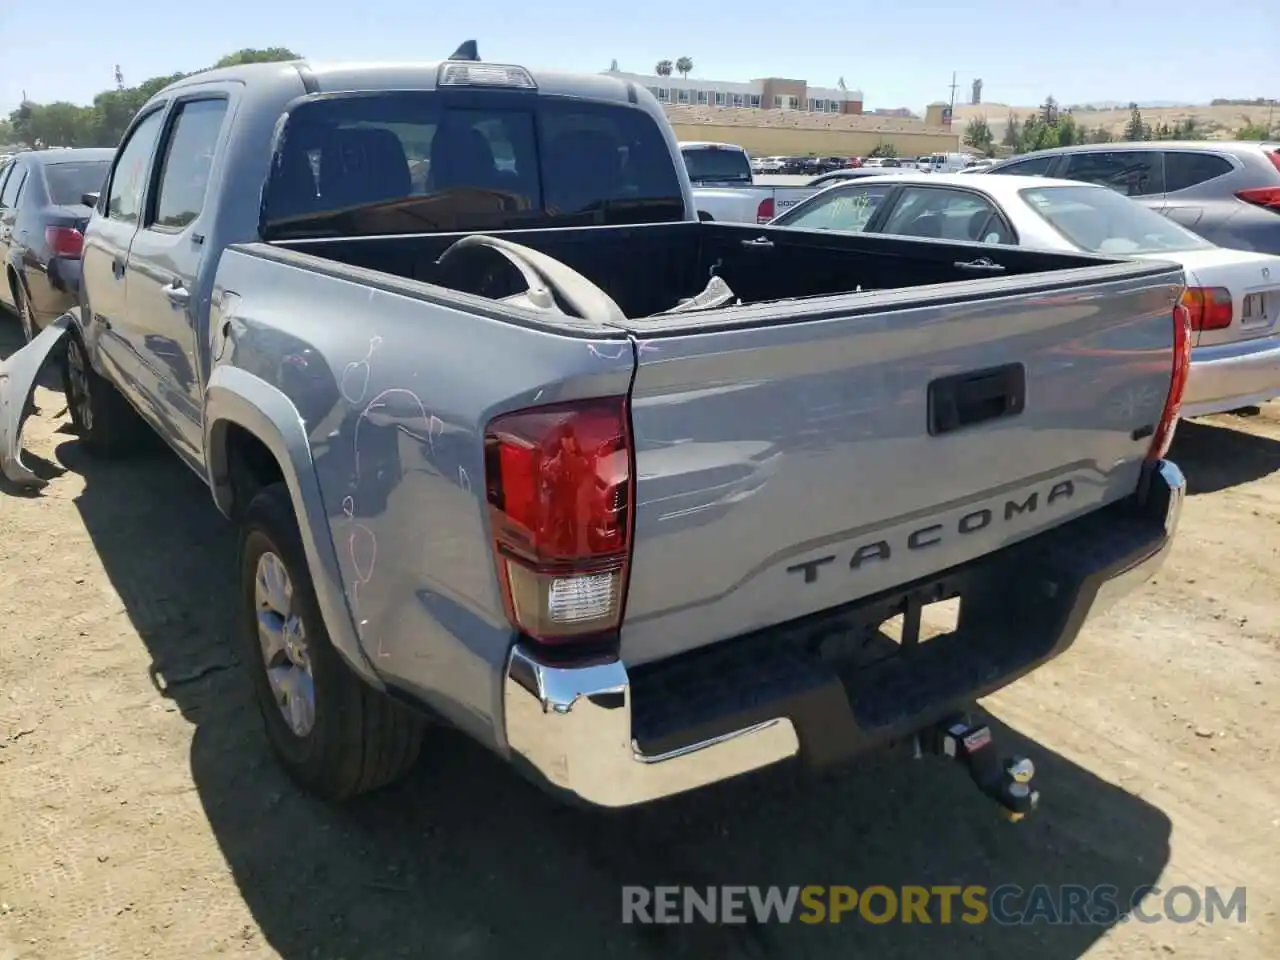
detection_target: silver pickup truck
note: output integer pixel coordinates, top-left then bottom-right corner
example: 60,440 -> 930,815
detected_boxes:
1,45 -> 1189,818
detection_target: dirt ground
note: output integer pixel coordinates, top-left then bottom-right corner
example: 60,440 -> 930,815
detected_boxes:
1,320 -> 1278,960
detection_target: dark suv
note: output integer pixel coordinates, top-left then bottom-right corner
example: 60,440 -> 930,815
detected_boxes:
983,140 -> 1280,254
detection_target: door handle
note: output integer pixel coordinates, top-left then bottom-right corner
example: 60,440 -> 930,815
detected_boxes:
165,282 -> 191,307
111,258 -> 125,280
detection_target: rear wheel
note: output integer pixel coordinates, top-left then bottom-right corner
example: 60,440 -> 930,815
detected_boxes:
238,482 -> 426,801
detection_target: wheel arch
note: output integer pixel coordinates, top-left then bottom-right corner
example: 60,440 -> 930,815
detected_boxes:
204,364 -> 382,687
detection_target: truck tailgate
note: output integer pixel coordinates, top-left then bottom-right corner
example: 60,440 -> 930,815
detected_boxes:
620,269 -> 1184,666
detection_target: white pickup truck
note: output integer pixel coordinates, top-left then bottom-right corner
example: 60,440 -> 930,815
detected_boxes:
681,141 -> 821,223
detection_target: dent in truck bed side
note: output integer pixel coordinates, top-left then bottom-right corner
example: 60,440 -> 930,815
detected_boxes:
207,246 -> 637,755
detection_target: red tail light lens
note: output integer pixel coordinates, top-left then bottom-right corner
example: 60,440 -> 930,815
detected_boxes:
1265,150 -> 1280,176
45,225 -> 84,259
1180,286 -> 1233,331
1236,186 -> 1280,211
756,197 -> 775,223
484,397 -> 633,644
1147,302 -> 1192,462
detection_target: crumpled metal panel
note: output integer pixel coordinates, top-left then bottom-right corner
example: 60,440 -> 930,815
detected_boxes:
0,314 -> 72,489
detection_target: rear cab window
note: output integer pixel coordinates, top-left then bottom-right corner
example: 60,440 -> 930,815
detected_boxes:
680,145 -> 752,184
42,160 -> 112,207
261,90 -> 686,239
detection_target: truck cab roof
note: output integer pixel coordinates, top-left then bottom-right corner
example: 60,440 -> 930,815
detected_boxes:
158,57 -> 647,108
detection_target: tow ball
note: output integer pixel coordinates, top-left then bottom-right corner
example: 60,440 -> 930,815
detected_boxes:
915,715 -> 1040,823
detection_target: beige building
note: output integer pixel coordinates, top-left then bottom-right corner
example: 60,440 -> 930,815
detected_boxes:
663,104 -> 960,158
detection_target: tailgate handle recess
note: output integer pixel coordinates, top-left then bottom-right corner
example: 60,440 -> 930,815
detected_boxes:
928,363 -> 1026,436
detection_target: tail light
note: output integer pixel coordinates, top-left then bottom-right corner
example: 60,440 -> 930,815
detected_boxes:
756,197 -> 775,223
484,397 -> 633,645
1180,286 -> 1233,331
1235,186 -> 1280,211
1265,149 -> 1280,175
1147,302 -> 1192,462
45,225 -> 84,259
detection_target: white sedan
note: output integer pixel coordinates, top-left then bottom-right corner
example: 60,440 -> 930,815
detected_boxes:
770,172 -> 1280,417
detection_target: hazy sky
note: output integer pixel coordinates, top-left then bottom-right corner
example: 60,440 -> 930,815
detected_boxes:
2,0 -> 1276,116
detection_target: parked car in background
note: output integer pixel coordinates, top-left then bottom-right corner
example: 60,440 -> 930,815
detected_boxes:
772,172 -> 1280,417
0,148 -> 114,342
862,157 -> 903,169
807,167 -> 913,188
982,141 -> 1280,255
750,155 -> 786,174
680,141 -> 754,186
959,159 -> 997,174
683,141 -> 824,222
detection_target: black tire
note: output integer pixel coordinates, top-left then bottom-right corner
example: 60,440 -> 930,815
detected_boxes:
61,334 -> 146,457
238,482 -> 425,801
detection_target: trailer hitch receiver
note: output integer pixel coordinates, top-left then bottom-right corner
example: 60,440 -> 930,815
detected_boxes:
919,715 -> 1040,822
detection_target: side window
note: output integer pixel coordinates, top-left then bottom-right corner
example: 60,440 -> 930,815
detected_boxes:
152,99 -> 229,230
0,166 -> 27,210
1059,150 -> 1163,197
881,187 -> 1013,243
106,109 -> 167,224
995,154 -> 1057,177
1163,151 -> 1234,193
780,185 -> 895,232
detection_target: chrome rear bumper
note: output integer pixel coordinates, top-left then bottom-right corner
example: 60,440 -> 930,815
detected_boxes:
502,459 -> 1185,809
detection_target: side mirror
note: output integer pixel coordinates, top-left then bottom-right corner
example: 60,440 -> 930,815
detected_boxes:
81,191 -> 100,209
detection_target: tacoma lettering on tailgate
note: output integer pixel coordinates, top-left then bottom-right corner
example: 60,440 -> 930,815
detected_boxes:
785,480 -> 1076,585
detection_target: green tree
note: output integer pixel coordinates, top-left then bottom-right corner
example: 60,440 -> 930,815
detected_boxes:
1017,114 -> 1059,153
1087,125 -> 1114,144
655,59 -> 673,77
1002,113 -> 1021,149
1172,118 -> 1206,139
1054,114 -> 1082,147
1040,95 -> 1060,126
675,56 -> 693,79
963,116 -> 994,155
868,141 -> 898,158
1124,103 -> 1148,141
0,117 -> 15,144
1236,118 -> 1272,140
213,47 -> 300,68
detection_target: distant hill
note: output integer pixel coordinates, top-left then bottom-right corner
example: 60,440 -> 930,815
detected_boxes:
952,101 -> 1275,142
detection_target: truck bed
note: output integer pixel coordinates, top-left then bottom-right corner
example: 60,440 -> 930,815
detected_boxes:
271,220 -> 1116,320
243,224 -> 1185,671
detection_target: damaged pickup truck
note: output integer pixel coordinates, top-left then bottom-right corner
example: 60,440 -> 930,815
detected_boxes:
0,45 -> 1190,819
